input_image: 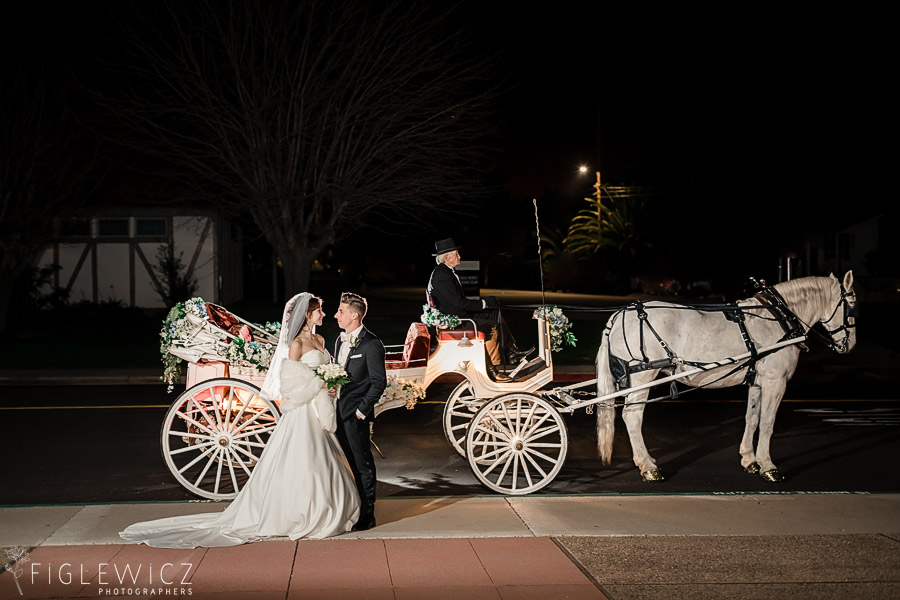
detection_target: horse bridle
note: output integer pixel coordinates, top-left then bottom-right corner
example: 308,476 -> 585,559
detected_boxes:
820,283 -> 858,353
757,279 -> 857,354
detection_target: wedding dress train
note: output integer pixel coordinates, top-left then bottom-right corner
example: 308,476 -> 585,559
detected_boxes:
120,350 -> 360,548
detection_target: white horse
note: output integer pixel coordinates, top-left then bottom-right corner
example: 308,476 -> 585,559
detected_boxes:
596,271 -> 857,482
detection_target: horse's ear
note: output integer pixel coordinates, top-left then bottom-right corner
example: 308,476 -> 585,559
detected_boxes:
843,270 -> 854,290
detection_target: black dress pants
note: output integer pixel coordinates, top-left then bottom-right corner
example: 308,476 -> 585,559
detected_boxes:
336,415 -> 376,515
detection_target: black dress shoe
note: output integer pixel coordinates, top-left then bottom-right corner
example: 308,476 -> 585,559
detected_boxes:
487,365 -> 511,382
352,515 -> 376,531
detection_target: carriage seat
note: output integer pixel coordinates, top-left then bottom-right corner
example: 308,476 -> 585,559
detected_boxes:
386,322 -> 431,369
206,303 -> 252,342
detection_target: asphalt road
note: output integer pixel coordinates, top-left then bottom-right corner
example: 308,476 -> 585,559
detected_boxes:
1,382 -> 898,505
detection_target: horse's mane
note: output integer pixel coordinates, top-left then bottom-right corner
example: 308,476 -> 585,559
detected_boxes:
773,276 -> 836,316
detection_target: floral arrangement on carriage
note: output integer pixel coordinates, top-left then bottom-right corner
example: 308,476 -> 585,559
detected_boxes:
381,375 -> 426,410
160,297 -> 281,391
420,305 -> 461,330
533,305 -> 577,352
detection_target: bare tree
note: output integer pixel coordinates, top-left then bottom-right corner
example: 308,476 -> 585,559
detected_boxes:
0,66 -> 98,331
98,0 -> 499,297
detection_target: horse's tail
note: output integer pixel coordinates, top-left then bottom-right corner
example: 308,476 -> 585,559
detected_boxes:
596,320 -> 617,465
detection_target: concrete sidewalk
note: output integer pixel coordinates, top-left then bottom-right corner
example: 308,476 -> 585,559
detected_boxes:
3,494 -> 899,599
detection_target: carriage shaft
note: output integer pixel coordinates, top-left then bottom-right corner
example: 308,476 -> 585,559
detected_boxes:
559,336 -> 808,412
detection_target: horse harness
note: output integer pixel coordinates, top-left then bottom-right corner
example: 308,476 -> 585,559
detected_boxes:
607,278 -> 855,398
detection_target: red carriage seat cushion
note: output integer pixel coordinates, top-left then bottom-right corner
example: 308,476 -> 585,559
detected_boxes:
207,303 -> 254,343
386,322 -> 431,369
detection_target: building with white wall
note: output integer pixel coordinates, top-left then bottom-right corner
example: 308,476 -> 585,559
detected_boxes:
36,207 -> 243,308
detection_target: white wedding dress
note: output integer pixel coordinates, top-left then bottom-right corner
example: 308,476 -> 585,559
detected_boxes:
121,350 -> 360,548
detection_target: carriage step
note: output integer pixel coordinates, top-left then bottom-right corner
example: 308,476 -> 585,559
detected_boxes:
507,357 -> 547,382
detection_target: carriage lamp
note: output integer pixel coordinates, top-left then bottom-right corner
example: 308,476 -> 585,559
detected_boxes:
457,334 -> 473,347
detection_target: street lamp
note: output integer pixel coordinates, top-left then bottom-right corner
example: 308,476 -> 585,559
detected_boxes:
578,166 -> 603,227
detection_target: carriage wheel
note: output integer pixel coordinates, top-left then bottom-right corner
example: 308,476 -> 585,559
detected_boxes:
161,378 -> 280,500
466,393 -> 567,495
442,379 -> 485,456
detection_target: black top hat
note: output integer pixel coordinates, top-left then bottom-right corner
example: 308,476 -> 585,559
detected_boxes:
432,238 -> 461,256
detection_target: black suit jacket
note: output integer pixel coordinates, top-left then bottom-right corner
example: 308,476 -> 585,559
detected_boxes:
334,328 -> 386,422
428,263 -> 482,316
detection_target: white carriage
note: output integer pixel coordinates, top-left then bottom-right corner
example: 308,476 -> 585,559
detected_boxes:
159,297 -> 561,499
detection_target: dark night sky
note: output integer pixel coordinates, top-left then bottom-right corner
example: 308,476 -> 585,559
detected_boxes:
5,3 -> 893,288
468,5 -> 893,281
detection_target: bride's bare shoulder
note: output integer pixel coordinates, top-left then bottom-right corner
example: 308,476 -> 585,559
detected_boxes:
288,338 -> 307,361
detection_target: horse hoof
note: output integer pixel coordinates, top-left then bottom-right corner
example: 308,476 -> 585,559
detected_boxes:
744,462 -> 761,475
641,469 -> 664,482
761,469 -> 783,482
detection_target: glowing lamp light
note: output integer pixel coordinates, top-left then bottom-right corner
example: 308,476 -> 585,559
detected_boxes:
578,165 -> 588,174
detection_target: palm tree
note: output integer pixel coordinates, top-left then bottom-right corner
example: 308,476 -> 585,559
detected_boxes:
564,185 -> 653,259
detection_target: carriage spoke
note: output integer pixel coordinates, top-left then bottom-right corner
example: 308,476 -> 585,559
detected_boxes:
232,441 -> 262,463
511,454 -> 520,490
189,396 -> 220,432
471,444 -> 511,463
234,439 -> 267,449
169,430 -> 214,441
210,386 -> 225,428
191,447 -> 220,485
494,452 -> 515,485
188,401 -> 216,435
522,449 -> 549,478
519,454 -> 535,489
234,424 -> 278,439
224,386 -> 235,430
523,400 -> 539,432
471,424 -> 510,445
225,449 -> 240,492
229,446 -> 253,477
523,411 -> 552,436
178,445 -> 215,474
500,401 -> 517,436
231,394 -> 251,425
175,411 -> 216,436
524,447 -> 559,463
198,386 -> 223,428
525,425 -> 561,443
230,407 -> 271,434
169,441 -> 216,455
481,448 -> 513,478
450,408 -> 477,418
482,413 -> 514,439
213,448 -> 225,495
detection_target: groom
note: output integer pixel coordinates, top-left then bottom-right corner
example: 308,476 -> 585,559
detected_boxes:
333,292 -> 386,531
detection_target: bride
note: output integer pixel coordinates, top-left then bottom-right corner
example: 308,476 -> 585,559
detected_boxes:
120,293 -> 361,548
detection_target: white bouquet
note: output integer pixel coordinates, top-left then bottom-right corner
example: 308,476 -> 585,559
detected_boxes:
315,363 -> 351,389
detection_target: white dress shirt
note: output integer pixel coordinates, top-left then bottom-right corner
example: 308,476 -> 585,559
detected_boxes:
338,325 -> 366,419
